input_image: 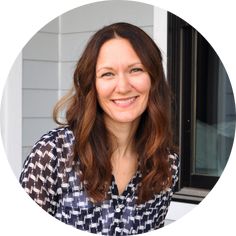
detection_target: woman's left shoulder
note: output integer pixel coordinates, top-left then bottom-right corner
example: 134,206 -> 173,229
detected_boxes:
167,152 -> 180,180
168,152 -> 179,168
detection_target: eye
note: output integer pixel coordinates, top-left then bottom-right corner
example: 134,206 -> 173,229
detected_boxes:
100,72 -> 114,78
130,67 -> 144,73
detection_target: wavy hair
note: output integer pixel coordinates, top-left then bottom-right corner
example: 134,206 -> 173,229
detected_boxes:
53,22 -> 174,204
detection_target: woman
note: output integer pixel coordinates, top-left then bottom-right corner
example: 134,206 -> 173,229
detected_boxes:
20,22 -> 179,235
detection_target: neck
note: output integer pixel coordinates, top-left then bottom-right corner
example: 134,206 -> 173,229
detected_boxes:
104,117 -> 140,158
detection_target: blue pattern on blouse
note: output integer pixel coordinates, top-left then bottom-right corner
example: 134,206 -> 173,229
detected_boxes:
20,127 -> 179,235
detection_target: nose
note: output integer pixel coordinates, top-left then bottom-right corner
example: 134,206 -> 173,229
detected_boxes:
115,73 -> 132,93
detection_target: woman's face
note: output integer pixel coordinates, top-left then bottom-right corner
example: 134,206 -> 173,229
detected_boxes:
95,38 -> 151,125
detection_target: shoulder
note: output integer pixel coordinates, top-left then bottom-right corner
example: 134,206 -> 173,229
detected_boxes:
31,126 -> 74,150
168,152 -> 180,186
20,126 -> 75,182
24,126 -> 75,165
168,152 -> 179,171
36,126 -> 74,144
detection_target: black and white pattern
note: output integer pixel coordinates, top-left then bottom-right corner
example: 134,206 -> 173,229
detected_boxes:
20,127 -> 179,235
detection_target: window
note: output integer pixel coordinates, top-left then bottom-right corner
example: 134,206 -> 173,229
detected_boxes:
167,13 -> 236,203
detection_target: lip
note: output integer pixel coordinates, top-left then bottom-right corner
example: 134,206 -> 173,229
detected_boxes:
111,96 -> 139,108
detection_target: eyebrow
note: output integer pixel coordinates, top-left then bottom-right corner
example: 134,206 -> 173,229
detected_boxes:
96,62 -> 144,73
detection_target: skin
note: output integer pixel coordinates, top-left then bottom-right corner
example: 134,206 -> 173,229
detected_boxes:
95,38 -> 151,194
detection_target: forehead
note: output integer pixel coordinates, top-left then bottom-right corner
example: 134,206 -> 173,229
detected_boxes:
96,38 -> 141,66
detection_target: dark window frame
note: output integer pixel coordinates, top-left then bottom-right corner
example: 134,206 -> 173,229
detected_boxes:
167,13 -> 220,203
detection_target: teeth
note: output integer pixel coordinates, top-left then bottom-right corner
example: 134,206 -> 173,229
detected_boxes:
113,97 -> 136,105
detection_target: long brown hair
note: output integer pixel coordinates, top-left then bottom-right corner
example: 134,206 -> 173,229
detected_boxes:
53,22 -> 174,204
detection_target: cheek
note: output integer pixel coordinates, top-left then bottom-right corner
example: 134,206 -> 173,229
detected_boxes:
95,80 -> 115,102
132,75 -> 151,94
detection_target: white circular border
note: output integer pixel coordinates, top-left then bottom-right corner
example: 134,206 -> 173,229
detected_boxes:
0,0 -> 235,235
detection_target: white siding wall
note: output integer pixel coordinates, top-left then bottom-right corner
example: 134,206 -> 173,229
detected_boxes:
0,54 -> 22,178
22,17 -> 59,163
153,7 -> 167,75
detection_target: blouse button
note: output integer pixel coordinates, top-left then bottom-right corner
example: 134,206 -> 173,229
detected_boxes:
115,227 -> 121,233
127,197 -> 131,202
115,204 -> 124,212
115,207 -> 121,213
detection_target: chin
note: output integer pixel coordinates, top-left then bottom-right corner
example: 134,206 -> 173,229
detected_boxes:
112,115 -> 141,124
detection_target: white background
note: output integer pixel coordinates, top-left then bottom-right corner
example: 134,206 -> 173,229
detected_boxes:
0,0 -> 235,235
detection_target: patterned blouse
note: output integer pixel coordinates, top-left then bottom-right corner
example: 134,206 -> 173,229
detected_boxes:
20,127 -> 179,235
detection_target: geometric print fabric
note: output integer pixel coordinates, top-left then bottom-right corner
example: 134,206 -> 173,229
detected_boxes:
20,127 -> 179,235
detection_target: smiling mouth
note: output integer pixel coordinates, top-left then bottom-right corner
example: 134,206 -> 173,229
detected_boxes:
111,96 -> 139,107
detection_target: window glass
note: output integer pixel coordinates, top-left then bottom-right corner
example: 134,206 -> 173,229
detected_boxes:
194,53 -> 236,176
